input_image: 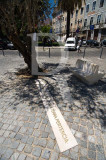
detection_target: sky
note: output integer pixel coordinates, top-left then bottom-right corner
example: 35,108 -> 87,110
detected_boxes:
49,0 -> 55,18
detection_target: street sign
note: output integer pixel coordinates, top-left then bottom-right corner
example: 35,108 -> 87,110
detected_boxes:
90,25 -> 94,30
50,29 -> 52,33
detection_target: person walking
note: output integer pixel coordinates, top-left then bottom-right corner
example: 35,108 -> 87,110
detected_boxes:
77,38 -> 82,53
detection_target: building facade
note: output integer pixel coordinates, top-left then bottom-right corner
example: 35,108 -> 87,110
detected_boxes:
52,0 -> 106,42
83,0 -> 106,41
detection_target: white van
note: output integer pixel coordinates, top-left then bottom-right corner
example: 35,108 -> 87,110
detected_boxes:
65,37 -> 76,50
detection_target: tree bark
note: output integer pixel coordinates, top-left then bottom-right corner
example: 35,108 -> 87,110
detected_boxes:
66,10 -> 70,39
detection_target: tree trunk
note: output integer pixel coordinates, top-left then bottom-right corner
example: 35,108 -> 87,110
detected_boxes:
66,10 -> 70,39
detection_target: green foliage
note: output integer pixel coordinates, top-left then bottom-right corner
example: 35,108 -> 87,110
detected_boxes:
40,25 -> 51,33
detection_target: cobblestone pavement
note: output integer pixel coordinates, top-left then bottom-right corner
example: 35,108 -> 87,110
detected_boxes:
0,48 -> 106,160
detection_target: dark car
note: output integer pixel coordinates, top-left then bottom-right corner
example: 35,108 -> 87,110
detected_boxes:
0,39 -> 7,49
86,40 -> 99,47
101,39 -> 106,47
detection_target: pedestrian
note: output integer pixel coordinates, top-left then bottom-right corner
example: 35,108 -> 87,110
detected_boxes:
77,38 -> 82,53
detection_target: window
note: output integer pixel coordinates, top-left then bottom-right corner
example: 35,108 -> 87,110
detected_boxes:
92,1 -> 96,10
76,10 -> 78,17
75,19 -> 77,24
65,17 -> 67,21
97,15 -> 101,24
71,23 -> 73,26
100,0 -> 104,7
81,8 -> 83,15
84,19 -> 87,27
90,17 -> 93,25
86,4 -> 89,12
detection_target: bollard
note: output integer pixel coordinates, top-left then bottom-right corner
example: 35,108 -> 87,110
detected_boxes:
83,46 -> 86,58
100,46 -> 103,59
19,51 -> 21,57
49,48 -> 50,58
2,49 -> 5,56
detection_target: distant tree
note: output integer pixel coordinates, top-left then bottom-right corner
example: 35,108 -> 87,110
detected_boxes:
40,25 -> 51,33
56,0 -> 82,38
0,0 -> 51,71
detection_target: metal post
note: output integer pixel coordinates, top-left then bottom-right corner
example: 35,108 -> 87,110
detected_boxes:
19,51 -> 21,57
49,48 -> 50,58
2,49 -> 5,56
83,46 -> 86,58
100,46 -> 103,59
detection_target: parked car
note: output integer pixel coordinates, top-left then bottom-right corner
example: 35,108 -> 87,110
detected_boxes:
101,39 -> 106,47
82,39 -> 86,45
7,41 -> 15,49
86,40 -> 99,47
65,37 -> 77,50
0,39 -> 7,49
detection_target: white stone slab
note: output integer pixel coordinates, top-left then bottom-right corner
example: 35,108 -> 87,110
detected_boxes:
36,79 -> 78,152
47,106 -> 78,152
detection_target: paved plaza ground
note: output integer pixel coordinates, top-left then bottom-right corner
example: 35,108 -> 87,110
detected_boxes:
0,47 -> 106,160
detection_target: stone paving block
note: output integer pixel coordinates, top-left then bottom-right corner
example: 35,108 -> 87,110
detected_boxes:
27,137 -> 34,145
17,143 -> 25,152
42,119 -> 48,124
11,141 -> 19,149
79,126 -> 87,133
4,131 -> 10,137
71,123 -> 79,131
79,157 -> 88,160
54,144 -> 60,153
49,132 -> 55,140
96,144 -> 104,153
38,138 -> 47,147
33,138 -> 39,146
9,132 -> 16,138
21,135 -> 28,143
29,123 -> 35,128
24,145 -> 33,153
15,133 -> 23,140
70,146 -> 79,153
80,147 -> 88,157
87,122 -> 93,129
40,124 -> 46,131
24,122 -> 30,127
33,130 -> 40,137
59,157 -> 69,160
47,139 -> 55,149
3,148 -> 13,159
23,116 -> 29,121
17,154 -> 26,160
88,129 -> 94,135
26,156 -> 34,160
0,129 -> 5,136
81,120 -> 87,126
41,149 -> 51,160
75,131 -> 83,139
80,140 -> 87,148
2,124 -> 9,130
45,126 -> 51,133
26,128 -> 34,135
0,146 -> 7,155
88,150 -> 96,160
32,147 -> 42,157
0,137 -> 5,144
82,133 -> 87,141
88,135 -> 96,143
19,127 -> 27,134
13,126 -> 20,133
41,132 -> 49,138
88,142 -> 96,152
3,138 -> 12,146
11,152 -> 20,160
97,152 -> 106,160
34,123 -> 40,129
0,122 -> 3,128
51,152 -> 59,160
62,150 -> 70,156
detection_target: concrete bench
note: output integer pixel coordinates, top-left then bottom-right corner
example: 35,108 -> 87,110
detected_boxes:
71,59 -> 105,85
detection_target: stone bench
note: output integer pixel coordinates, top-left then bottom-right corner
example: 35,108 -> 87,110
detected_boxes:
71,59 -> 105,85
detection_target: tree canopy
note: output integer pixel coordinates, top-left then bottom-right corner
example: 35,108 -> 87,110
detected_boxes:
0,0 -> 51,70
